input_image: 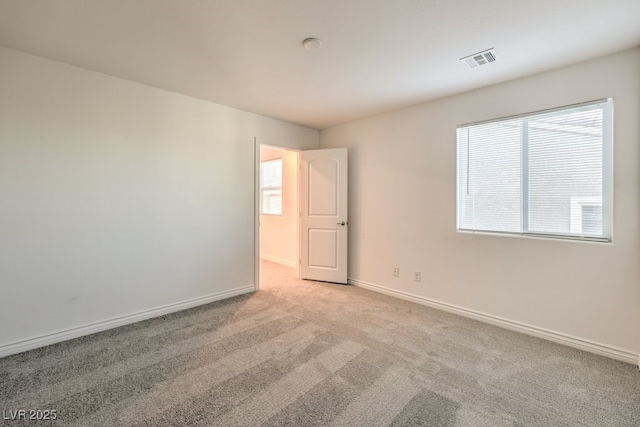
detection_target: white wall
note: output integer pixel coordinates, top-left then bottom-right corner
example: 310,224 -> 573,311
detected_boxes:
321,48 -> 640,362
259,146 -> 298,267
0,46 -> 319,355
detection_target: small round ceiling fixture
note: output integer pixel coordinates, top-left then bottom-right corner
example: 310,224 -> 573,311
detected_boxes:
302,38 -> 322,50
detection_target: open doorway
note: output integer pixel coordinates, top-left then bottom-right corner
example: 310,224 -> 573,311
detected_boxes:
257,144 -> 300,288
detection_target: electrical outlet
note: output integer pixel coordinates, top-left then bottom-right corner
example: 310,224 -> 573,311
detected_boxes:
413,271 -> 421,282
392,267 -> 399,277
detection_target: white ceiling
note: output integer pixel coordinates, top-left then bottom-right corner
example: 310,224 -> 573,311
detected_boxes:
1,1 -> 639,129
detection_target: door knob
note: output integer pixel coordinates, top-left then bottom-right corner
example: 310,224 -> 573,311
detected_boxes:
337,221 -> 347,226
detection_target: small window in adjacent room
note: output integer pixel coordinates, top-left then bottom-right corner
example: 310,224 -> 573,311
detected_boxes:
260,158 -> 283,215
456,98 -> 613,242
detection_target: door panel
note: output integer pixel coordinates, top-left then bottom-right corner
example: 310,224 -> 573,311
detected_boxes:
300,148 -> 348,284
308,229 -> 339,268
308,159 -> 338,216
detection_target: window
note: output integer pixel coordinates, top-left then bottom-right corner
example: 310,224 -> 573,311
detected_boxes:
457,99 -> 612,242
260,159 -> 282,215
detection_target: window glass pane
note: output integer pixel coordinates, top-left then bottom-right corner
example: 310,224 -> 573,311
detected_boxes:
260,159 -> 282,215
262,160 -> 281,188
581,205 -> 603,235
263,189 -> 282,215
458,120 -> 522,233
527,107 -> 603,235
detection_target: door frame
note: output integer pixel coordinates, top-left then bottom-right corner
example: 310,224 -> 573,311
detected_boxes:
254,140 -> 301,291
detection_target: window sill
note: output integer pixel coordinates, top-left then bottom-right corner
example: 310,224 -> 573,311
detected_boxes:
456,229 -> 612,244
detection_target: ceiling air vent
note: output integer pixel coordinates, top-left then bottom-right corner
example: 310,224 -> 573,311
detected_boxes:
460,48 -> 497,69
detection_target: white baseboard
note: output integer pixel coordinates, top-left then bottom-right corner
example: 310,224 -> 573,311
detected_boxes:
349,278 -> 639,366
260,254 -> 297,269
0,285 -> 255,359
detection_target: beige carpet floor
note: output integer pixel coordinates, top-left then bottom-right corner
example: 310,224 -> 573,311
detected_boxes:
1,260 -> 639,426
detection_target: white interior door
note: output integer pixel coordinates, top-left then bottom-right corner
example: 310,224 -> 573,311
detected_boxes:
300,148 -> 348,284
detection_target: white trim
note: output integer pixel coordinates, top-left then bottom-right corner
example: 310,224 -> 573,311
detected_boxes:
259,254 -> 297,269
296,151 -> 301,279
349,278 -> 639,366
254,137 -> 260,291
0,285 -> 255,359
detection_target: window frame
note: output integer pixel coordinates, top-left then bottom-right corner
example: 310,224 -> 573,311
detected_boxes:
456,98 -> 613,243
259,158 -> 283,216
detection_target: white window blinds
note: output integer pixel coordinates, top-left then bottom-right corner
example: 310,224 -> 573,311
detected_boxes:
457,99 -> 612,242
